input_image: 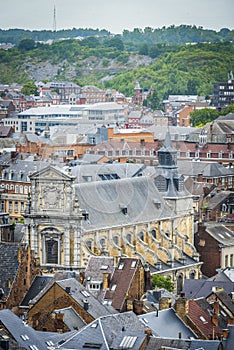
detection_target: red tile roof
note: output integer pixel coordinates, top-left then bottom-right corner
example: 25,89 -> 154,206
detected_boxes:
188,300 -> 221,339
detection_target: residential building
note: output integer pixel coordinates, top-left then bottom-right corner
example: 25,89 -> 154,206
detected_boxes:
0,99 -> 15,120
214,72 -> 234,108
0,243 -> 40,311
0,160 -> 47,221
195,223 -> 234,277
27,277 -> 116,332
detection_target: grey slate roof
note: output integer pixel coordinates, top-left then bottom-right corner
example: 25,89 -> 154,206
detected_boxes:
54,307 -> 86,330
3,159 -> 48,181
51,311 -> 148,350
0,243 -> 26,297
206,191 -> 233,210
146,125 -> 196,141
182,279 -> 233,299
20,275 -> 53,307
71,162 -> 145,183
205,224 -> 234,246
223,324 -> 234,350
56,278 -> 117,318
75,176 -> 174,231
177,160 -> 234,178
138,309 -> 197,339
146,337 -> 221,350
0,309 -> 48,350
85,256 -> 115,283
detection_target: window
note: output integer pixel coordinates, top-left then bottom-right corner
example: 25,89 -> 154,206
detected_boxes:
15,202 -> 18,213
152,229 -> 157,239
118,263 -> 124,270
21,202 -> 25,212
139,231 -> 144,241
225,255 -> 228,267
230,254 -> 233,266
9,201 -> 12,212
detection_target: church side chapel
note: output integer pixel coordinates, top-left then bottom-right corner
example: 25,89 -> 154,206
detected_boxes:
23,133 -> 202,293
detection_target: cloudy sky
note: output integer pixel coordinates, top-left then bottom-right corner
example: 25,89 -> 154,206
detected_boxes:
1,0 -> 233,33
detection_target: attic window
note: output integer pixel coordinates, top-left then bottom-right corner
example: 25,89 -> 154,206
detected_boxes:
119,336 -> 137,348
120,205 -> 127,215
131,261 -> 137,268
100,265 -> 108,270
83,343 -> 102,349
118,263 -> 124,270
82,210 -> 89,220
21,335 -> 29,340
81,290 -> 90,297
111,284 -> 117,291
153,199 -> 161,209
91,323 -> 98,328
46,341 -> 54,346
199,316 -> 208,324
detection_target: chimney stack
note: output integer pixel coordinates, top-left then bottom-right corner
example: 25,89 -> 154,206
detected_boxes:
102,272 -> 110,290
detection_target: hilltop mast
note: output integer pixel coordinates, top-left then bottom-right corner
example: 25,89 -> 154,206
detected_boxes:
53,4 -> 57,32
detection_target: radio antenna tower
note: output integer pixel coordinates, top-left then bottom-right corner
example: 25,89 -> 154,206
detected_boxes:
53,4 -> 57,32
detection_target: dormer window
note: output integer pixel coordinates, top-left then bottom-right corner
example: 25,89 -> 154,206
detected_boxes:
120,205 -> 127,215
118,263 -> 124,270
82,210 -> 89,220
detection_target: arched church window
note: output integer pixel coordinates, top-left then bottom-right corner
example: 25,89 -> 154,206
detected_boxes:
139,231 -> 144,242
86,240 -> 92,251
126,233 -> 132,244
177,274 -> 183,295
46,238 -> 58,264
113,235 -> 119,245
151,228 -> 157,239
190,271 -> 195,279
100,238 -> 106,249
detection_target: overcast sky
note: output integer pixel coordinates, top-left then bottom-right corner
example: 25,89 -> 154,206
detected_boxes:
1,0 -> 233,33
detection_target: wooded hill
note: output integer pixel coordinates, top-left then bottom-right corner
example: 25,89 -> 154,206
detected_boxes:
0,26 -> 233,101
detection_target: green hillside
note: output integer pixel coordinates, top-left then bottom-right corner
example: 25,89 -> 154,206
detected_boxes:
0,27 -> 233,102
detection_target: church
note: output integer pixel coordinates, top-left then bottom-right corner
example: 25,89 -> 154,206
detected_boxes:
23,133 -> 202,293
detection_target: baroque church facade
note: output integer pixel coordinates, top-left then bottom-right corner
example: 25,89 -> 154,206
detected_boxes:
23,133 -> 202,293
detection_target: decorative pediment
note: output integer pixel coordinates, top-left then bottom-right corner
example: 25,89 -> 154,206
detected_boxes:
29,165 -> 74,182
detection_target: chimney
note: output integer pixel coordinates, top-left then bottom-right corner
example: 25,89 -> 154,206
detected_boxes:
65,286 -> 71,294
213,300 -> 220,315
102,272 -> 110,290
222,329 -> 230,339
159,297 -> 172,310
83,299 -> 89,311
133,300 -> 143,315
211,312 -> 218,327
174,295 -> 188,320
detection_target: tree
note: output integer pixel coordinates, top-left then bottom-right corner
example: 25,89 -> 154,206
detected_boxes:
147,89 -> 161,110
152,274 -> 174,292
139,43 -> 149,56
18,39 -> 36,52
190,108 -> 219,127
105,37 -> 124,51
21,81 -> 38,96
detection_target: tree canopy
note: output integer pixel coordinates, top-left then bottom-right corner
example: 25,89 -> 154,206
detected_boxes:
151,274 -> 174,292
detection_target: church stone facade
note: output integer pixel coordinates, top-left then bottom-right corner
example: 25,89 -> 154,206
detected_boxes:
23,133 -> 202,291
